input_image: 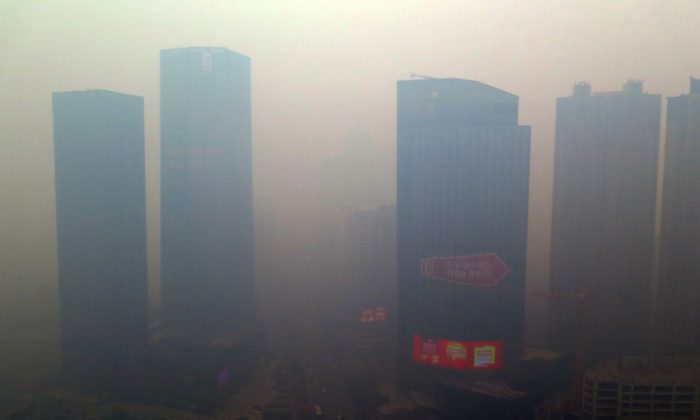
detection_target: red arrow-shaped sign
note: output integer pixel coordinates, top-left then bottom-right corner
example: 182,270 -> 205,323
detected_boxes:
420,253 -> 510,287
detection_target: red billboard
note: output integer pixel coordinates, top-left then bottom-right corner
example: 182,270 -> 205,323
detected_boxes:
420,253 -> 510,287
412,334 -> 503,370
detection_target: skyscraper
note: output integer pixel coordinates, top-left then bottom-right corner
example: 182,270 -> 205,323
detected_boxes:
340,204 -> 396,379
53,90 -> 147,384
341,204 -> 396,320
654,78 -> 700,354
397,78 -> 530,388
549,81 -> 661,361
160,47 -> 253,332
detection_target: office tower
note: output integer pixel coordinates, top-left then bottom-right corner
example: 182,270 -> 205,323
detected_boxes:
53,90 -> 147,384
160,47 -> 253,332
549,81 -> 661,361
655,78 -> 700,354
397,78 -> 530,387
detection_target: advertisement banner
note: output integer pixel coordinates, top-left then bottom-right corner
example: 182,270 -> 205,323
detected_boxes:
374,306 -> 387,321
413,335 -> 440,365
412,334 -> 503,370
359,306 -> 388,323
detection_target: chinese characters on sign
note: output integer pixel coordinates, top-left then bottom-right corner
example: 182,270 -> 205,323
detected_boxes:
420,253 -> 510,287
359,307 -> 388,323
412,334 -> 503,370
413,335 -> 440,365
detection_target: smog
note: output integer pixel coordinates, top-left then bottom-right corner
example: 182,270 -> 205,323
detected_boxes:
1,2 -> 699,419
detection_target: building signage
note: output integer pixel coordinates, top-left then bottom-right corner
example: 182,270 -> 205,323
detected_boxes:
412,334 -> 503,370
420,253 -> 510,287
359,306 -> 388,323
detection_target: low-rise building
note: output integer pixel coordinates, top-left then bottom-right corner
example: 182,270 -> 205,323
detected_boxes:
581,357 -> 700,419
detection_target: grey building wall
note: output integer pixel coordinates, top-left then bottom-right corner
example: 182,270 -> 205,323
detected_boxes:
53,90 -> 147,383
397,78 -> 530,386
655,78 -> 700,354
549,81 -> 660,361
160,47 -> 254,332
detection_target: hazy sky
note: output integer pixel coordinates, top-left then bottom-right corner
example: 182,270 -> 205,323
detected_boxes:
1,0 -> 699,340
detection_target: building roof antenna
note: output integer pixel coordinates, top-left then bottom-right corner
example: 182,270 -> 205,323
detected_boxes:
410,72 -> 435,79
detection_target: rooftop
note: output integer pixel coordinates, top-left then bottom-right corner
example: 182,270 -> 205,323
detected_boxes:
587,356 -> 700,384
53,89 -> 142,99
160,46 -> 249,59
398,77 -> 518,102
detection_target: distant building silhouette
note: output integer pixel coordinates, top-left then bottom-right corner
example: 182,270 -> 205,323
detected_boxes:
314,127 -> 387,300
339,204 -> 396,382
160,47 -> 254,332
549,81 -> 661,361
396,78 -> 530,388
341,204 -> 396,317
654,78 -> 700,354
53,90 -> 148,385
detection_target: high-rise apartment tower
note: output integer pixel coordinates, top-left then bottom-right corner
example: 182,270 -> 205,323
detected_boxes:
549,81 -> 660,361
655,78 -> 700,354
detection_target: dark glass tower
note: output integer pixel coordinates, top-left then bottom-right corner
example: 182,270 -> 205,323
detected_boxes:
160,47 -> 254,332
396,78 -> 530,388
53,90 -> 147,385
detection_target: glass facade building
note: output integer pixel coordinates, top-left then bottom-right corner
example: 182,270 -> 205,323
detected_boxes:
53,90 -> 147,384
396,78 -> 530,386
160,47 -> 254,332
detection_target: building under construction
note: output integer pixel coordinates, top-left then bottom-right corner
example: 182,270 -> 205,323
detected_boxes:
537,356 -> 700,419
582,356 -> 700,419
